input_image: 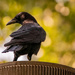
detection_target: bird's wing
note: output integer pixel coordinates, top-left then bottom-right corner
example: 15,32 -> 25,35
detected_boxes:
4,24 -> 46,46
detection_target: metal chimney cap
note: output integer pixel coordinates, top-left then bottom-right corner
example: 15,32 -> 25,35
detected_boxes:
0,61 -> 75,75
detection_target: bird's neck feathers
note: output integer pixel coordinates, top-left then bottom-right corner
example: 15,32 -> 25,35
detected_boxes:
21,19 -> 37,25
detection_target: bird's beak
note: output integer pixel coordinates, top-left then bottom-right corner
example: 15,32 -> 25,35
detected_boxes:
6,18 -> 17,25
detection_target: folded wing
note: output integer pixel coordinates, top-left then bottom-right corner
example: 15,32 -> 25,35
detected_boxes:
4,23 -> 46,46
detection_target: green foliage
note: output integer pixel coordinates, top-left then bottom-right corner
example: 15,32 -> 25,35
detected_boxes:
0,0 -> 75,68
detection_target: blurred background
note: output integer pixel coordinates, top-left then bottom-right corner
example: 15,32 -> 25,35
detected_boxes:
0,0 -> 75,68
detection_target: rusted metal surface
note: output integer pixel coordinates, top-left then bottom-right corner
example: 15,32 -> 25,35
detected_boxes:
0,61 -> 75,75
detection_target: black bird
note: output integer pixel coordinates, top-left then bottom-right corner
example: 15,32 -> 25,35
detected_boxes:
2,12 -> 46,61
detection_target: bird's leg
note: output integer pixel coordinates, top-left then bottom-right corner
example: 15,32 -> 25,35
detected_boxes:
13,52 -> 19,61
27,53 -> 32,61
13,55 -> 18,61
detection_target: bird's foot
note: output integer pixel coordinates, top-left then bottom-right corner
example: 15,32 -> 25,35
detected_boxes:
27,55 -> 31,61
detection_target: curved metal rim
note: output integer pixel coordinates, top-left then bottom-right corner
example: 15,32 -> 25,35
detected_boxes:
0,61 -> 75,73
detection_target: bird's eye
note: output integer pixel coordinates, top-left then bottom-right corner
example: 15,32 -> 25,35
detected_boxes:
15,16 -> 20,21
15,16 -> 19,19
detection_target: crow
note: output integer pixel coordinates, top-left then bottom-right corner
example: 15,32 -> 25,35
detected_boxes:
2,12 -> 46,61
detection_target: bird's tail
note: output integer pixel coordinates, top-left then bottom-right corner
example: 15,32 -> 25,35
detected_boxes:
2,45 -> 23,53
2,50 -> 8,53
2,46 -> 11,53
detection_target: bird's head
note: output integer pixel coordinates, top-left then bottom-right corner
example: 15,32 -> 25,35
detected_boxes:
6,12 -> 37,25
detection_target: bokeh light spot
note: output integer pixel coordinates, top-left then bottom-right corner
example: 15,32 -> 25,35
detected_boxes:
43,16 -> 54,27
42,36 -> 51,47
60,7 -> 70,16
37,48 -> 44,58
2,16 -> 11,25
